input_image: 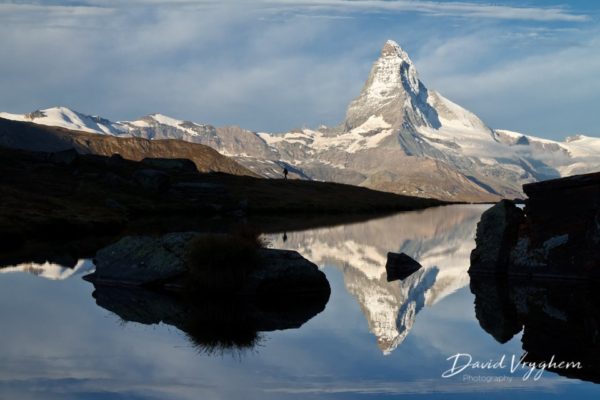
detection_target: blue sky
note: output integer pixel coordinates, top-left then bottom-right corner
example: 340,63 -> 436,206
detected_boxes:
0,0 -> 598,139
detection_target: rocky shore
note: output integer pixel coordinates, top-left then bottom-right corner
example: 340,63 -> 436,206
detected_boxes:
470,171 -> 600,280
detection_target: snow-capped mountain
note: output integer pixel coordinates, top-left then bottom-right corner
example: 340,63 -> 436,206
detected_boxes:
0,107 -> 124,135
2,40 -> 599,201
266,204 -> 488,354
0,107 -> 284,177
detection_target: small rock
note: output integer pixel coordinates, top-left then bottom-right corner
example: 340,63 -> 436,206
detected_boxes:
385,252 -> 422,281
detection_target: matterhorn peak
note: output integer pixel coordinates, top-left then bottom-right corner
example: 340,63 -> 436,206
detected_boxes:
381,40 -> 413,65
376,39 -> 420,95
344,39 -> 434,131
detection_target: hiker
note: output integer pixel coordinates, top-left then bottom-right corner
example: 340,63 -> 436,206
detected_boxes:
283,167 -> 288,180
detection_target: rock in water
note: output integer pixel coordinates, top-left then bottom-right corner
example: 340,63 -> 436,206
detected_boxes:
245,249 -> 330,296
469,200 -> 523,276
385,252 -> 422,281
87,232 -> 331,297
92,233 -> 196,286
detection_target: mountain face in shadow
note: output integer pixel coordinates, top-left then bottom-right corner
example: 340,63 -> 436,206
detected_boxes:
91,284 -> 330,355
268,204 -> 488,354
470,278 -> 600,383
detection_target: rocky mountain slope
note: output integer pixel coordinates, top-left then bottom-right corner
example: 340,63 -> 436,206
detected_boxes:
2,40 -> 599,201
0,118 -> 255,176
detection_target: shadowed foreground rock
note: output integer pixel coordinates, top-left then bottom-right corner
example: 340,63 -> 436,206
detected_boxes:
469,171 -> 600,279
86,232 -> 331,297
470,277 -> 600,383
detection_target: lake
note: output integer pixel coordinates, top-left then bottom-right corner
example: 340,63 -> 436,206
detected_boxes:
1,204 -> 599,399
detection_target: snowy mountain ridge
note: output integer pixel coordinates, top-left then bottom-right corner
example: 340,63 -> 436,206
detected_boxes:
2,40 -> 599,201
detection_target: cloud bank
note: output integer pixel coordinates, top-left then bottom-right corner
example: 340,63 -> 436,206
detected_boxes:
0,0 -> 597,138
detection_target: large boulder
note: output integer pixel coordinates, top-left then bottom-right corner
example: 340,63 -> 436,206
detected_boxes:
514,172 -> 600,277
469,200 -> 523,276
470,172 -> 600,279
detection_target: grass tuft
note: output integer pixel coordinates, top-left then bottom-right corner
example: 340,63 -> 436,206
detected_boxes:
185,229 -> 265,292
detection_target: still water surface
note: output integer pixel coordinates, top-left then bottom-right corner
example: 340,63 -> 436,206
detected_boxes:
1,205 -> 599,399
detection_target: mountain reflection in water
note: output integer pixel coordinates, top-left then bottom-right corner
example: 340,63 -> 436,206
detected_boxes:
267,204 -> 490,354
3,204 -> 600,399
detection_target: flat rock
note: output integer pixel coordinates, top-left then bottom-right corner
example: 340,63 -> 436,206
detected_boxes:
91,232 -> 196,286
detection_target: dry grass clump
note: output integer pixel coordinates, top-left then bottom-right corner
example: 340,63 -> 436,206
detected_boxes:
182,299 -> 263,356
185,229 -> 265,291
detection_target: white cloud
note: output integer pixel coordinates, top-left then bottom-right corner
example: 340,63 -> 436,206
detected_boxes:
418,34 -> 600,137
255,0 -> 589,22
0,0 -> 597,137
3,0 -> 588,22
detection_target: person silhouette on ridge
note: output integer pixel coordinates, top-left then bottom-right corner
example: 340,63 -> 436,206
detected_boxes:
283,167 -> 289,180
